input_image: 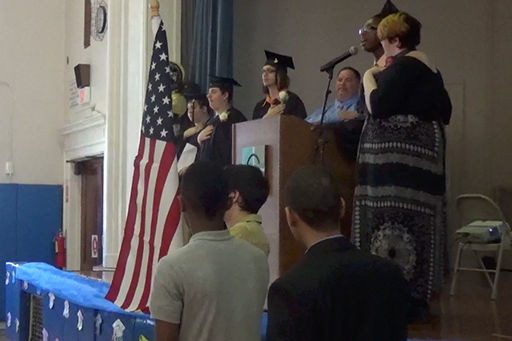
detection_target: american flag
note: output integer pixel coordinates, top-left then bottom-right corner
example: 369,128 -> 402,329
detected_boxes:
105,20 -> 182,311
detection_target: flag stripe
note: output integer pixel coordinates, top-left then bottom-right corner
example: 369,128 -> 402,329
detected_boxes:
126,140 -> 172,311
159,195 -> 181,259
105,135 -> 145,302
136,142 -> 179,311
120,139 -> 156,309
112,136 -> 152,306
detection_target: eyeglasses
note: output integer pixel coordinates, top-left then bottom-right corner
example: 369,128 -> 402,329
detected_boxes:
358,25 -> 377,35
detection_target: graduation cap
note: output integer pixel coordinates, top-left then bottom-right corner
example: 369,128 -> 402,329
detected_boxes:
182,82 -> 204,100
264,50 -> 295,70
376,0 -> 399,19
208,75 -> 242,89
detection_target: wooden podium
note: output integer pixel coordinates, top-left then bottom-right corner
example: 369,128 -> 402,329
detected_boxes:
232,115 -> 356,282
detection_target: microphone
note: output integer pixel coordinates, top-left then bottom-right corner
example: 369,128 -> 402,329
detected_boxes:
320,46 -> 359,72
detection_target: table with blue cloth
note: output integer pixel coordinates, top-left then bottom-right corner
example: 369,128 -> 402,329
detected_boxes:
4,262 -> 269,341
4,262 -> 154,341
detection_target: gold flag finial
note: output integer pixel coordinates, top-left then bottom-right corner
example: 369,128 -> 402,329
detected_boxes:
150,0 -> 160,17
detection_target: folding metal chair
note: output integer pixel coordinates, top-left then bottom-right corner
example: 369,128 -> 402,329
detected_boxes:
450,194 -> 511,300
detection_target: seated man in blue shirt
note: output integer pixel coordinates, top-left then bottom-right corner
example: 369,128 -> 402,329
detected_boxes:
306,66 -> 364,160
306,66 -> 362,124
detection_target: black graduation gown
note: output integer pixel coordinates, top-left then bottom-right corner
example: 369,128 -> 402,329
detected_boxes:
252,91 -> 307,120
175,115 -> 195,159
197,107 -> 246,167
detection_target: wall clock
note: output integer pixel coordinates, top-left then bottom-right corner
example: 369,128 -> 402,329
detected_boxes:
92,0 -> 107,41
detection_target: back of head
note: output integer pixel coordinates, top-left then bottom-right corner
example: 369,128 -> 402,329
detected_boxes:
181,162 -> 229,220
285,165 -> 342,231
378,12 -> 422,50
224,165 -> 269,213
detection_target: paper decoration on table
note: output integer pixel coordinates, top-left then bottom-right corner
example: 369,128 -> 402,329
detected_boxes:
6,312 -> 11,327
48,293 -> 55,309
6,271 -> 9,285
77,310 -> 84,331
112,319 -> 126,341
95,313 -> 103,335
42,328 -> 48,341
63,300 -> 70,318
23,281 -> 28,290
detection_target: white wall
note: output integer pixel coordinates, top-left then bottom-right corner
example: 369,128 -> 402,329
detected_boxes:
0,1 -> 66,185
65,0 -> 109,119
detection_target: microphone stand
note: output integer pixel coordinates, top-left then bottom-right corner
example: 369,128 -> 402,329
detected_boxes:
316,66 -> 335,164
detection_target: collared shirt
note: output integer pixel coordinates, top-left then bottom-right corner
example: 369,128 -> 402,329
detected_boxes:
229,214 -> 269,256
305,94 -> 361,124
149,229 -> 269,341
305,234 -> 344,254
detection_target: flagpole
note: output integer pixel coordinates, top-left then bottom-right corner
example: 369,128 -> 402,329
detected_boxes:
150,0 -> 161,39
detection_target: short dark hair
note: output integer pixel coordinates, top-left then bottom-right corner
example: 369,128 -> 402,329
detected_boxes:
189,95 -> 213,116
338,66 -> 361,82
284,165 -> 342,231
216,84 -> 233,102
224,165 -> 269,213
195,94 -> 210,108
181,162 -> 229,219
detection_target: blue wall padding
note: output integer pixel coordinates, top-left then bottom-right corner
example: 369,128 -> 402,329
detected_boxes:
0,184 -> 62,318
0,184 -> 18,318
16,185 -> 62,264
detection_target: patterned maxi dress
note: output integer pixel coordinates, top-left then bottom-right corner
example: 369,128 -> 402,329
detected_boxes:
352,53 -> 452,301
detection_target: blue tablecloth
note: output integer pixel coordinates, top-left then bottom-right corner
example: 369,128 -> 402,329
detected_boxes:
14,262 -> 145,317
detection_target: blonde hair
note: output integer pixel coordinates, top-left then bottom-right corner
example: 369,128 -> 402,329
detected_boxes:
377,12 -> 421,49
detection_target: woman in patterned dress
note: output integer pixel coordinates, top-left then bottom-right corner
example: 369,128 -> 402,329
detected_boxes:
352,12 -> 452,317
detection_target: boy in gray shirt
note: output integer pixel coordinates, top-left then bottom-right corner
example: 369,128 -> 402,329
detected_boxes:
150,162 -> 269,341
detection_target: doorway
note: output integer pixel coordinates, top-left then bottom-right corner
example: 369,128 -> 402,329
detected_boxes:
78,157 -> 103,271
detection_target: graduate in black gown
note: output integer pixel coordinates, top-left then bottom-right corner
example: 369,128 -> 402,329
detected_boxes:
252,51 -> 307,120
196,76 -> 247,167
176,82 -> 213,159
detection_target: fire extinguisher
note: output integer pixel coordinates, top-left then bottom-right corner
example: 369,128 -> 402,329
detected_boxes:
54,230 -> 66,269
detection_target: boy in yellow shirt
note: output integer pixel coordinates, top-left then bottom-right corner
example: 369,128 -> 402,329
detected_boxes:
223,165 -> 270,255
